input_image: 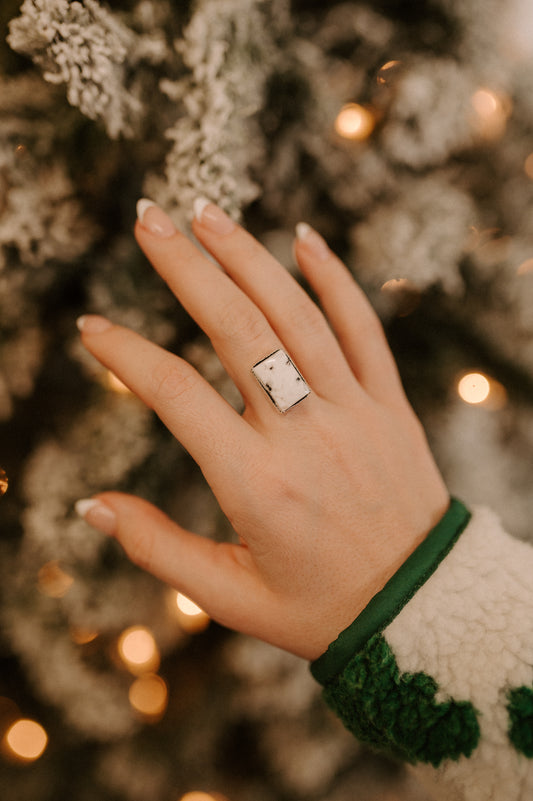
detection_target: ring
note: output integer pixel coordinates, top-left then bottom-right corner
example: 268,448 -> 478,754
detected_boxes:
251,349 -> 310,413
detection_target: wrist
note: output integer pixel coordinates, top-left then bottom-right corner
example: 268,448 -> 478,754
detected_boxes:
310,497 -> 471,680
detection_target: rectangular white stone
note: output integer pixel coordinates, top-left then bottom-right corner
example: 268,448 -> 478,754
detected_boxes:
251,349 -> 310,413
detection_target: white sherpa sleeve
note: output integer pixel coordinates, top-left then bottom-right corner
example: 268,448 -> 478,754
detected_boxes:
310,499 -> 533,801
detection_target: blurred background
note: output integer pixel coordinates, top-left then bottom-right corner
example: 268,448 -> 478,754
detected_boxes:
1,1 -> 533,799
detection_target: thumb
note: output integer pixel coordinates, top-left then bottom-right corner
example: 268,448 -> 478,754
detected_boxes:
75,492 -> 269,634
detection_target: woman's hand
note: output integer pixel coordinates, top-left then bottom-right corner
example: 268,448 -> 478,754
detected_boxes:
76,199 -> 449,660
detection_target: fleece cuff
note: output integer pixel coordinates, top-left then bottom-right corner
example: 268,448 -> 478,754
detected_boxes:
310,497 -> 471,685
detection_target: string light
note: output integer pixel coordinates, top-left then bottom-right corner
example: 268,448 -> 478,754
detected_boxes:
117,625 -> 160,675
37,561 -> 74,598
175,592 -> 210,634
471,88 -> 511,140
334,103 -> 375,141
0,468 -> 8,497
128,673 -> 168,721
3,719 -> 48,762
457,371 -> 507,409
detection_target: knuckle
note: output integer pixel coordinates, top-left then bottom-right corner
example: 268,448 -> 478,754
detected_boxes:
290,298 -> 326,339
150,358 -> 199,406
216,299 -> 269,346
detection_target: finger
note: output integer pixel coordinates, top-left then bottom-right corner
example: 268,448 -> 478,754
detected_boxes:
294,225 -> 409,408
191,200 -> 358,402
134,203 -> 302,421
77,315 -> 260,495
76,492 -> 276,636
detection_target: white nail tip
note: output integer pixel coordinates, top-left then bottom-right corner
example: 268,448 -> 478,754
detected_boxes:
75,499 -> 100,518
136,198 -> 157,223
295,222 -> 312,241
193,197 -> 210,221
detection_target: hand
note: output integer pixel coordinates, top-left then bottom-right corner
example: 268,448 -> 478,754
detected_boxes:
76,199 -> 449,660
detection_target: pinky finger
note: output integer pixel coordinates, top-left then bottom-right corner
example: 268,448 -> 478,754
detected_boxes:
75,492 -> 266,635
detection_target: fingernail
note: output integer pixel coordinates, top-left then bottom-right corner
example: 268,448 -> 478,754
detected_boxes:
295,222 -> 330,261
77,315 -> 113,334
193,197 -> 236,235
136,198 -> 176,238
75,498 -> 117,536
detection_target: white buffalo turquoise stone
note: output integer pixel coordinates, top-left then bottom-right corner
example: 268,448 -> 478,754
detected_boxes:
251,350 -> 310,412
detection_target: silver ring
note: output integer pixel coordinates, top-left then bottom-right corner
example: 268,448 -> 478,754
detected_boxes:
251,349 -> 310,413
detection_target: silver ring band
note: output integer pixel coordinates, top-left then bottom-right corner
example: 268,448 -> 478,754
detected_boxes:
251,349 -> 310,413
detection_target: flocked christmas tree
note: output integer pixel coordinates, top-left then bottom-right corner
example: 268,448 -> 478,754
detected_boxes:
1,1 -> 533,799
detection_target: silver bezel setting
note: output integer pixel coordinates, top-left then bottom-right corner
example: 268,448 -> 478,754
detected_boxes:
251,349 -> 310,413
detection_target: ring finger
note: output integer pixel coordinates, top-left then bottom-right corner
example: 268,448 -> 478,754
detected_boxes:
135,201 -> 317,421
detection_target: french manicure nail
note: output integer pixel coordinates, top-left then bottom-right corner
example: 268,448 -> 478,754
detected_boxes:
136,197 -> 176,238
75,498 -> 117,536
295,222 -> 330,261
76,315 -> 113,334
193,197 -> 236,235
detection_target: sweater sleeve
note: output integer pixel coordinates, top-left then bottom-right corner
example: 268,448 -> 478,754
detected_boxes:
310,499 -> 533,801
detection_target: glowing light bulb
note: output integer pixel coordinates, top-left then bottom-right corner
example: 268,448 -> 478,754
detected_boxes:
334,103 -> 375,140
37,561 -> 74,598
129,673 -> 168,720
4,719 -> 48,762
117,626 -> 160,675
0,468 -> 8,497
175,592 -> 210,634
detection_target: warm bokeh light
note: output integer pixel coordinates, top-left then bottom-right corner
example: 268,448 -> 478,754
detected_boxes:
179,793 -> 228,801
457,372 -> 507,409
380,278 -> 421,316
524,152 -> 533,181
376,59 -> 402,84
517,258 -> 533,275
0,468 -> 8,497
471,88 -> 511,140
105,371 -> 132,394
175,592 -> 210,634
70,627 -> 99,645
4,719 -> 48,762
37,561 -> 74,598
117,626 -> 160,674
128,673 -> 168,720
334,103 -> 375,140
176,593 -> 204,616
381,278 -> 411,292
457,372 -> 491,404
